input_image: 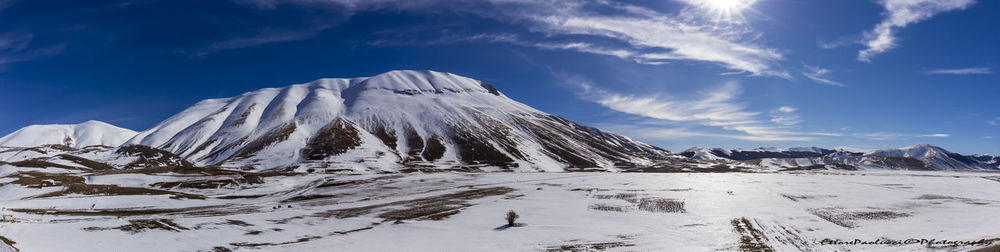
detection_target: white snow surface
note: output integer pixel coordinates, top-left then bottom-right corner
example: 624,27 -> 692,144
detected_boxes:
2,168 -> 1000,251
0,120 -> 137,148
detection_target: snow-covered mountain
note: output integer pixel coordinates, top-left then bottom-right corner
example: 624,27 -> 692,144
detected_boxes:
125,70 -> 679,171
744,144 -> 997,171
680,147 -> 834,161
0,120 -> 137,148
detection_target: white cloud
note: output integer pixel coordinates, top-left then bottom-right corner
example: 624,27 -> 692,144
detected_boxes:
918,133 -> 950,138
983,136 -> 993,139
988,118 -> 999,126
927,67 -> 991,75
593,81 -> 759,123
802,65 -> 846,87
769,106 -> 801,126
231,0 -> 789,77
858,0 -> 976,62
563,75 -> 834,142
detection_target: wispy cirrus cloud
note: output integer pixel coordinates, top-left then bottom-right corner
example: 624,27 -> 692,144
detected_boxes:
196,26 -> 332,57
560,73 -> 833,142
802,65 -> 846,87
927,67 -> 991,75
918,133 -> 950,138
858,0 -> 976,62
0,33 -> 66,70
769,106 -> 801,126
228,0 -> 789,77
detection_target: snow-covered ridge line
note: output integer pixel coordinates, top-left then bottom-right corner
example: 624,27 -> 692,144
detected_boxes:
0,120 -> 137,148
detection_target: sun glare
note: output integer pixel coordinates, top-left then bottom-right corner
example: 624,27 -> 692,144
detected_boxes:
705,0 -> 745,10
692,0 -> 757,26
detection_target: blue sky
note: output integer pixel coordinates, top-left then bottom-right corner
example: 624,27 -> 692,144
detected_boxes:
0,0 -> 997,154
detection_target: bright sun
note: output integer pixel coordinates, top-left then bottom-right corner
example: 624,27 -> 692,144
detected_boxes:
705,0 -> 745,10
693,0 -> 757,25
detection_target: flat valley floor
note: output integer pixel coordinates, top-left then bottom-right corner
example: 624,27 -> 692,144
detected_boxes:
2,169 -> 1000,251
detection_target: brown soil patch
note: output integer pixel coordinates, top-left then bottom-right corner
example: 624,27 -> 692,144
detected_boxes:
314,187 -> 514,221
589,204 -> 626,212
544,241 -> 635,251
30,183 -> 205,200
54,154 -> 113,170
2,171 -> 85,188
637,198 -> 686,213
808,208 -> 910,228
0,235 -> 16,252
731,217 -> 774,252
230,236 -> 322,248
84,219 -> 189,234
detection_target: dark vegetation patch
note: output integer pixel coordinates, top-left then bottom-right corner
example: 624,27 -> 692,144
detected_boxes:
232,122 -> 297,160
421,137 -> 446,161
914,194 -> 990,205
544,241 -> 635,252
314,187 -> 514,221
282,194 -> 339,203
1,171 -> 85,188
593,193 -> 638,202
83,219 -> 189,234
302,118 -> 361,160
371,124 -> 397,151
224,219 -> 253,227
589,204 -> 626,212
10,205 -> 217,217
30,183 -> 205,200
780,194 -> 836,202
808,208 -> 910,228
230,236 -> 322,248
210,246 -> 232,252
4,159 -> 81,170
95,166 -> 239,176
0,235 -> 16,251
637,198 -> 686,213
54,154 -> 113,170
451,131 -> 515,167
151,174 -> 264,189
216,194 -> 266,199
402,127 -> 425,162
779,163 -> 858,171
115,145 -> 193,168
731,217 -> 774,252
465,109 -> 526,161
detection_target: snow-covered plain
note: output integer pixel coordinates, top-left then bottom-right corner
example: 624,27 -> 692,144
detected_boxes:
2,167 -> 999,252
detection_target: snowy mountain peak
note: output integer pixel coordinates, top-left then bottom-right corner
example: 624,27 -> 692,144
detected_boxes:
355,70 -> 499,95
0,120 -> 138,148
125,70 -> 678,171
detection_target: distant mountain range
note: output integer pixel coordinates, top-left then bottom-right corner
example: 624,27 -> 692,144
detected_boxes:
1,70 -> 996,172
682,144 -> 999,171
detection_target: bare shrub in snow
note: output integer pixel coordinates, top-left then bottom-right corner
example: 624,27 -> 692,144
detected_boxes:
505,210 -> 519,226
